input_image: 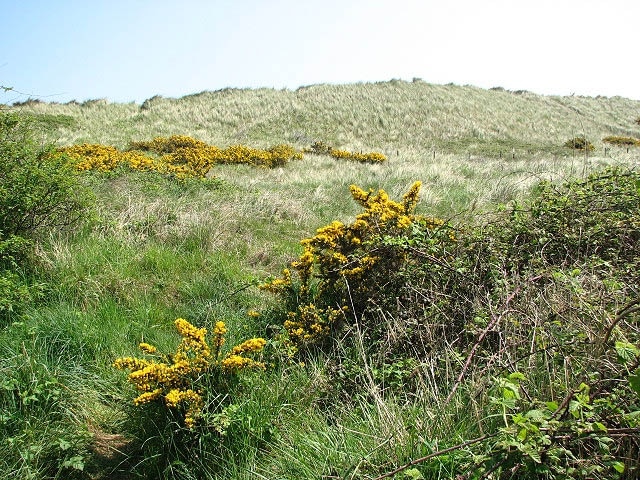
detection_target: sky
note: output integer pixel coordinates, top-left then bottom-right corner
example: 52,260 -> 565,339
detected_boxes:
2,0 -> 639,104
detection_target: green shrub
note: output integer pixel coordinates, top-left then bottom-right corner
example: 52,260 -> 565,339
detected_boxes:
0,112 -> 93,240
0,111 -> 93,323
259,169 -> 640,476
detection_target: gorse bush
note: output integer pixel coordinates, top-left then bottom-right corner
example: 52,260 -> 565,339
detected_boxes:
260,181 -> 456,349
303,140 -> 387,162
329,148 -> 387,163
129,135 -> 303,168
59,143 -> 158,173
114,318 -> 266,429
60,135 -> 304,178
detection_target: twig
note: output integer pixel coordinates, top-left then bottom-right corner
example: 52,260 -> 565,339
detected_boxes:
602,298 -> 640,347
444,277 -> 541,405
373,433 -> 495,480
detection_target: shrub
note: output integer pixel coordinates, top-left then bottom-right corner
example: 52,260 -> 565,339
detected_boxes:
0,112 -> 93,323
603,135 -> 640,147
260,169 -> 640,476
260,181 -> 458,350
127,135 -> 303,170
114,318 -> 266,429
564,136 -> 595,151
0,113 -> 93,240
329,147 -> 387,163
493,166 -> 640,271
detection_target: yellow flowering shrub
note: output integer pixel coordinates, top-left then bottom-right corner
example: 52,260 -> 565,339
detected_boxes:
259,181 -> 452,348
303,141 -> 386,163
329,148 -> 387,163
129,136 -> 303,169
59,136 -> 304,179
114,318 -> 266,429
59,144 -> 158,172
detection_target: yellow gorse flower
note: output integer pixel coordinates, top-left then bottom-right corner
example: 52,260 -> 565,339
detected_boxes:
114,318 -> 266,429
262,182 -> 438,347
329,148 -> 387,163
59,136 -> 304,178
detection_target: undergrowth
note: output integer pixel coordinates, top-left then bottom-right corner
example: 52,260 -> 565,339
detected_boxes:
259,167 -> 640,479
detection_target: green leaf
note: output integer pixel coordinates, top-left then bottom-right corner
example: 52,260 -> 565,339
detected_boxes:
525,409 -> 547,422
593,422 -> 607,432
403,468 -> 424,480
615,341 -> 640,365
612,461 -> 625,473
629,369 -> 640,396
62,456 -> 85,471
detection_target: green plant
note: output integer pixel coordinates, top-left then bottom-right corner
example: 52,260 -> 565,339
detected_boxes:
260,181 -> 432,348
114,318 -> 266,429
0,111 -> 93,323
0,112 -> 93,240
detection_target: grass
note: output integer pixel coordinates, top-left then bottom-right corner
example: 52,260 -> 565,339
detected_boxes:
2,80 -> 640,479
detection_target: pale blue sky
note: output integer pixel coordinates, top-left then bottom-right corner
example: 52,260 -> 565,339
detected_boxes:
2,0 -> 639,104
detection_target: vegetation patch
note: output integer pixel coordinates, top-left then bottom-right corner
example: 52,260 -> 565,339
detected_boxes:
564,136 -> 595,151
59,135 -> 304,178
259,167 -> 640,478
603,135 -> 640,147
305,140 -> 387,163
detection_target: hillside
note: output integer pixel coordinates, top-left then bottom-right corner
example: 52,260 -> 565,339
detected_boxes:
12,79 -> 640,156
2,81 -> 640,479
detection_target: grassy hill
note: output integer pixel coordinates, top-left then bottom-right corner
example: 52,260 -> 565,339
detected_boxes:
2,80 -> 640,479
13,80 -> 640,224
14,80 -> 640,153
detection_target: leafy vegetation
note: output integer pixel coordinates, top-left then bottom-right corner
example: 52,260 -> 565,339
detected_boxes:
2,82 -> 640,479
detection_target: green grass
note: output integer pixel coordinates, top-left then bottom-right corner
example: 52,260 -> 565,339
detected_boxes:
2,81 -> 640,479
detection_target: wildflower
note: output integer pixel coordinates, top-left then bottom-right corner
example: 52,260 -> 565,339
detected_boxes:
139,342 -> 157,354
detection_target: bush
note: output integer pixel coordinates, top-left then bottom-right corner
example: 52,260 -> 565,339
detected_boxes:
603,136 -> 640,147
259,181 -> 457,350
259,169 -> 640,477
0,112 -> 93,240
0,111 -> 93,323
329,148 -> 387,163
113,318 -> 267,476
564,136 -> 595,151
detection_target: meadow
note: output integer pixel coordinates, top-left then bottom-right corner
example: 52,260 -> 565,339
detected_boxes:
2,79 -> 640,479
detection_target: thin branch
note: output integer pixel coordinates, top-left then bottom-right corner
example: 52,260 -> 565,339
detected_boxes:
372,433 -> 496,480
602,298 -> 640,347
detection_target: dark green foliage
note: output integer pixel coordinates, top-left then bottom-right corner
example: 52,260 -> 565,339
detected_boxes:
0,111 -> 93,323
0,112 -> 93,239
495,167 -> 640,271
268,167 -> 640,478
